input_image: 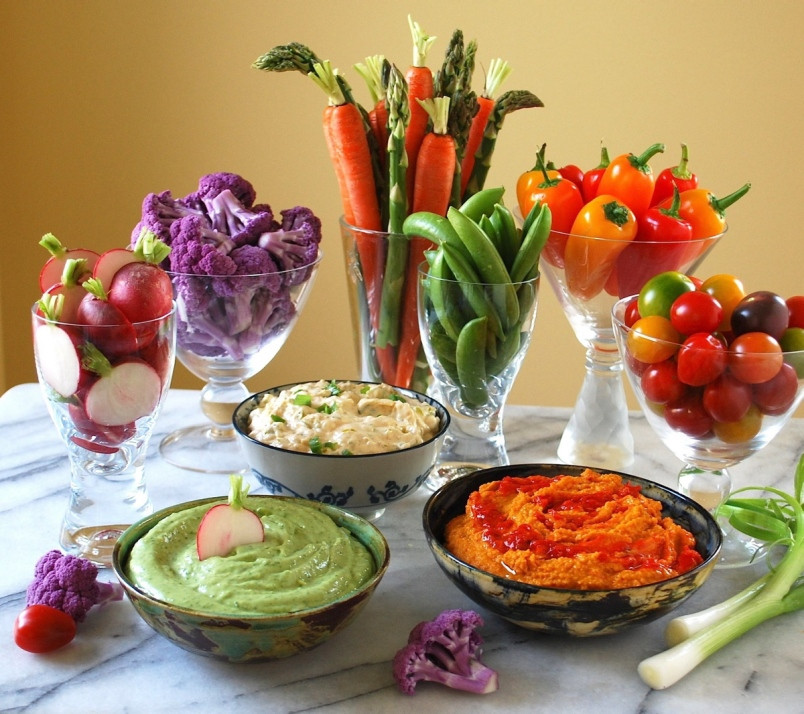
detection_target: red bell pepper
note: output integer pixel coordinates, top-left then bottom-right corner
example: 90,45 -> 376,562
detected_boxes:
581,145 -> 610,202
651,143 -> 699,207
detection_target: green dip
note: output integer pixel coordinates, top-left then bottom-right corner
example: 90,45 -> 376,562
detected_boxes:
125,498 -> 376,616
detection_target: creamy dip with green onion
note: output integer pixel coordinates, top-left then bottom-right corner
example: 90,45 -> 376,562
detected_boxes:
247,380 -> 441,455
125,497 -> 375,616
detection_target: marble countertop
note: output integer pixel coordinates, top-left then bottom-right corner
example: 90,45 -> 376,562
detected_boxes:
2,383 -> 802,713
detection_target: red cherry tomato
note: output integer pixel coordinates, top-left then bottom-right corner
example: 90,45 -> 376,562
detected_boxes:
670,290 -> 723,336
702,373 -> 753,422
14,604 -> 76,653
677,333 -> 728,386
713,404 -> 763,444
641,360 -> 687,404
624,297 -> 641,327
752,362 -> 799,415
729,332 -> 784,384
665,393 -> 714,438
785,295 -> 804,329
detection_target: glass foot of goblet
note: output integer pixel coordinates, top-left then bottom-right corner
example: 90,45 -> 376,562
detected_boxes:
677,465 -> 765,569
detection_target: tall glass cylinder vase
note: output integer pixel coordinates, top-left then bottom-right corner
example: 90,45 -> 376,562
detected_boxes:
340,217 -> 431,393
32,304 -> 176,566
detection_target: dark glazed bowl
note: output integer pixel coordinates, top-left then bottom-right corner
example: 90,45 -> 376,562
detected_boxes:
423,463 -> 721,636
112,496 -> 390,662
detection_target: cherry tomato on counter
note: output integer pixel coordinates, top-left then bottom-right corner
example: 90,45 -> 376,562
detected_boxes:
14,604 -> 76,654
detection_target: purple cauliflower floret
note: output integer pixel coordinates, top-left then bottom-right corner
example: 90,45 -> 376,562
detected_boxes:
26,550 -> 122,623
258,206 -> 323,280
134,190 -> 205,247
392,609 -> 499,696
168,215 -> 239,275
188,171 -> 258,208
201,189 -> 275,247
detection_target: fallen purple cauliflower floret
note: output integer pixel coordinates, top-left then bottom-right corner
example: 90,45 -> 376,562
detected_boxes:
392,609 -> 499,696
26,550 -> 122,623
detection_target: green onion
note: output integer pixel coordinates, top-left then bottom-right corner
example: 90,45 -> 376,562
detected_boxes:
293,392 -> 312,406
270,414 -> 286,423
308,436 -> 323,454
317,403 -> 336,414
637,453 -> 804,690
389,393 -> 405,402
326,380 -> 342,396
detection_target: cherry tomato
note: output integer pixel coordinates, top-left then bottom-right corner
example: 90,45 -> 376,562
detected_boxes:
665,393 -> 713,438
627,316 -> 681,364
730,291 -> 789,341
641,360 -> 687,404
624,297 -> 641,327
713,404 -> 763,444
702,373 -> 753,422
670,290 -> 723,335
787,296 -> 804,329
638,271 -> 696,320
729,332 -> 784,384
752,362 -> 799,415
676,333 -> 728,386
700,274 -> 746,332
14,604 -> 76,654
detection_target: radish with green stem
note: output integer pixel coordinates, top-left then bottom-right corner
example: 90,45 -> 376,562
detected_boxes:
33,295 -> 82,398
196,475 -> 265,560
77,279 -> 138,358
41,258 -> 92,324
637,454 -> 804,690
81,344 -> 162,426
38,233 -> 98,292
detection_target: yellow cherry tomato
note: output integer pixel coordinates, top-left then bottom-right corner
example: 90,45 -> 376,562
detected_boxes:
700,274 -> 746,332
626,316 -> 682,364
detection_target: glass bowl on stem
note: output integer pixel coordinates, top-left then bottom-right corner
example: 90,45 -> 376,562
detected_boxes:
612,296 -> 804,567
159,253 -> 322,474
535,222 -> 723,470
417,261 -> 540,490
32,303 -> 176,566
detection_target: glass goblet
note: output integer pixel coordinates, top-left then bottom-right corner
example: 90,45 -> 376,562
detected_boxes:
159,254 -> 322,474
32,304 -> 176,566
536,224 -> 722,470
418,262 -> 540,490
612,296 -> 804,567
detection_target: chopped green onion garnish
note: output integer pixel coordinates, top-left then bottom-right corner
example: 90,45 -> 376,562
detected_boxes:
327,380 -> 342,396
309,436 -> 323,454
294,393 -> 312,406
270,414 -> 286,423
317,403 -> 336,414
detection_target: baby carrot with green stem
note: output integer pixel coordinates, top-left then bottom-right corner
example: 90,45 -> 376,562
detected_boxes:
354,55 -> 389,174
404,15 -> 436,207
395,97 -> 457,387
460,58 -> 511,195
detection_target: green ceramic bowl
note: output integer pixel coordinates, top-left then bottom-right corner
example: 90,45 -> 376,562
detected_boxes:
112,496 -> 390,663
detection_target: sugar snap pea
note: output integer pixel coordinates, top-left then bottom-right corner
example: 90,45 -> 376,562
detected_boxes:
458,186 -> 506,222
426,319 -> 460,383
489,203 -> 521,271
402,211 -> 471,262
447,206 -> 520,328
426,251 -> 463,342
487,328 -> 522,377
441,242 -> 506,340
510,202 -> 551,283
456,316 -> 489,407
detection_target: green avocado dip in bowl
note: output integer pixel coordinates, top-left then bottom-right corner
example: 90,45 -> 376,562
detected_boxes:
112,495 -> 390,663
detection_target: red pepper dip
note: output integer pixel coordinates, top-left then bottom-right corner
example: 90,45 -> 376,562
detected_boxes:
445,468 -> 703,590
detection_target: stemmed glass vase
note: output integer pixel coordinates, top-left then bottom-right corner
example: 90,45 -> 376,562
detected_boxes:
418,262 -> 540,490
32,304 -> 176,566
538,226 -> 722,470
159,254 -> 322,474
612,297 -> 804,567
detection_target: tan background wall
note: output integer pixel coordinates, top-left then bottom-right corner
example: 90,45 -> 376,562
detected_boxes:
3,1 -> 802,418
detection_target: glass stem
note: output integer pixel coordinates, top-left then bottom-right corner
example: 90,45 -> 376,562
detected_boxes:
558,343 -> 634,469
200,378 -> 250,441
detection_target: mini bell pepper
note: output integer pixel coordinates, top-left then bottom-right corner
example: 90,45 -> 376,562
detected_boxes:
597,142 -> 665,221
564,194 -> 637,301
650,143 -> 698,207
558,163 -> 584,194
615,186 -> 694,298
659,182 -> 751,238
516,151 -> 584,269
581,144 -> 610,202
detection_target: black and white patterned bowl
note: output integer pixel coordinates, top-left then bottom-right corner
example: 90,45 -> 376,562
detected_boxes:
423,463 -> 722,636
233,381 -> 450,521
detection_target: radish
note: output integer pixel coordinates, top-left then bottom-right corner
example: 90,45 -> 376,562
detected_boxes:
109,261 -> 174,324
76,279 -> 139,358
68,401 -> 136,445
196,475 -> 265,560
41,258 -> 92,324
82,345 -> 162,426
91,248 -> 139,292
39,233 -> 99,292
33,295 -> 82,398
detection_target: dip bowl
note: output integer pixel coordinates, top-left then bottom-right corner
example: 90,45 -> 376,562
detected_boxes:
233,380 -> 450,521
423,463 -> 721,637
112,495 -> 390,663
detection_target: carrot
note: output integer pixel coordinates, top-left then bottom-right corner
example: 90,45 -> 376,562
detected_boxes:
404,16 -> 436,209
460,58 -> 511,197
395,97 -> 456,387
354,55 -> 389,173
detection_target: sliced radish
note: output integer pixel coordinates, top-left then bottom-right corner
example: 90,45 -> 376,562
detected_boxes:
83,356 -> 162,426
197,475 -> 264,560
68,401 -> 136,445
39,233 -> 99,292
92,248 -> 138,292
138,332 -> 174,384
33,322 -> 81,398
42,258 -> 92,324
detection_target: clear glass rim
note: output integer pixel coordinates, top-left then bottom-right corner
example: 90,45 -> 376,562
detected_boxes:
31,302 -> 175,329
